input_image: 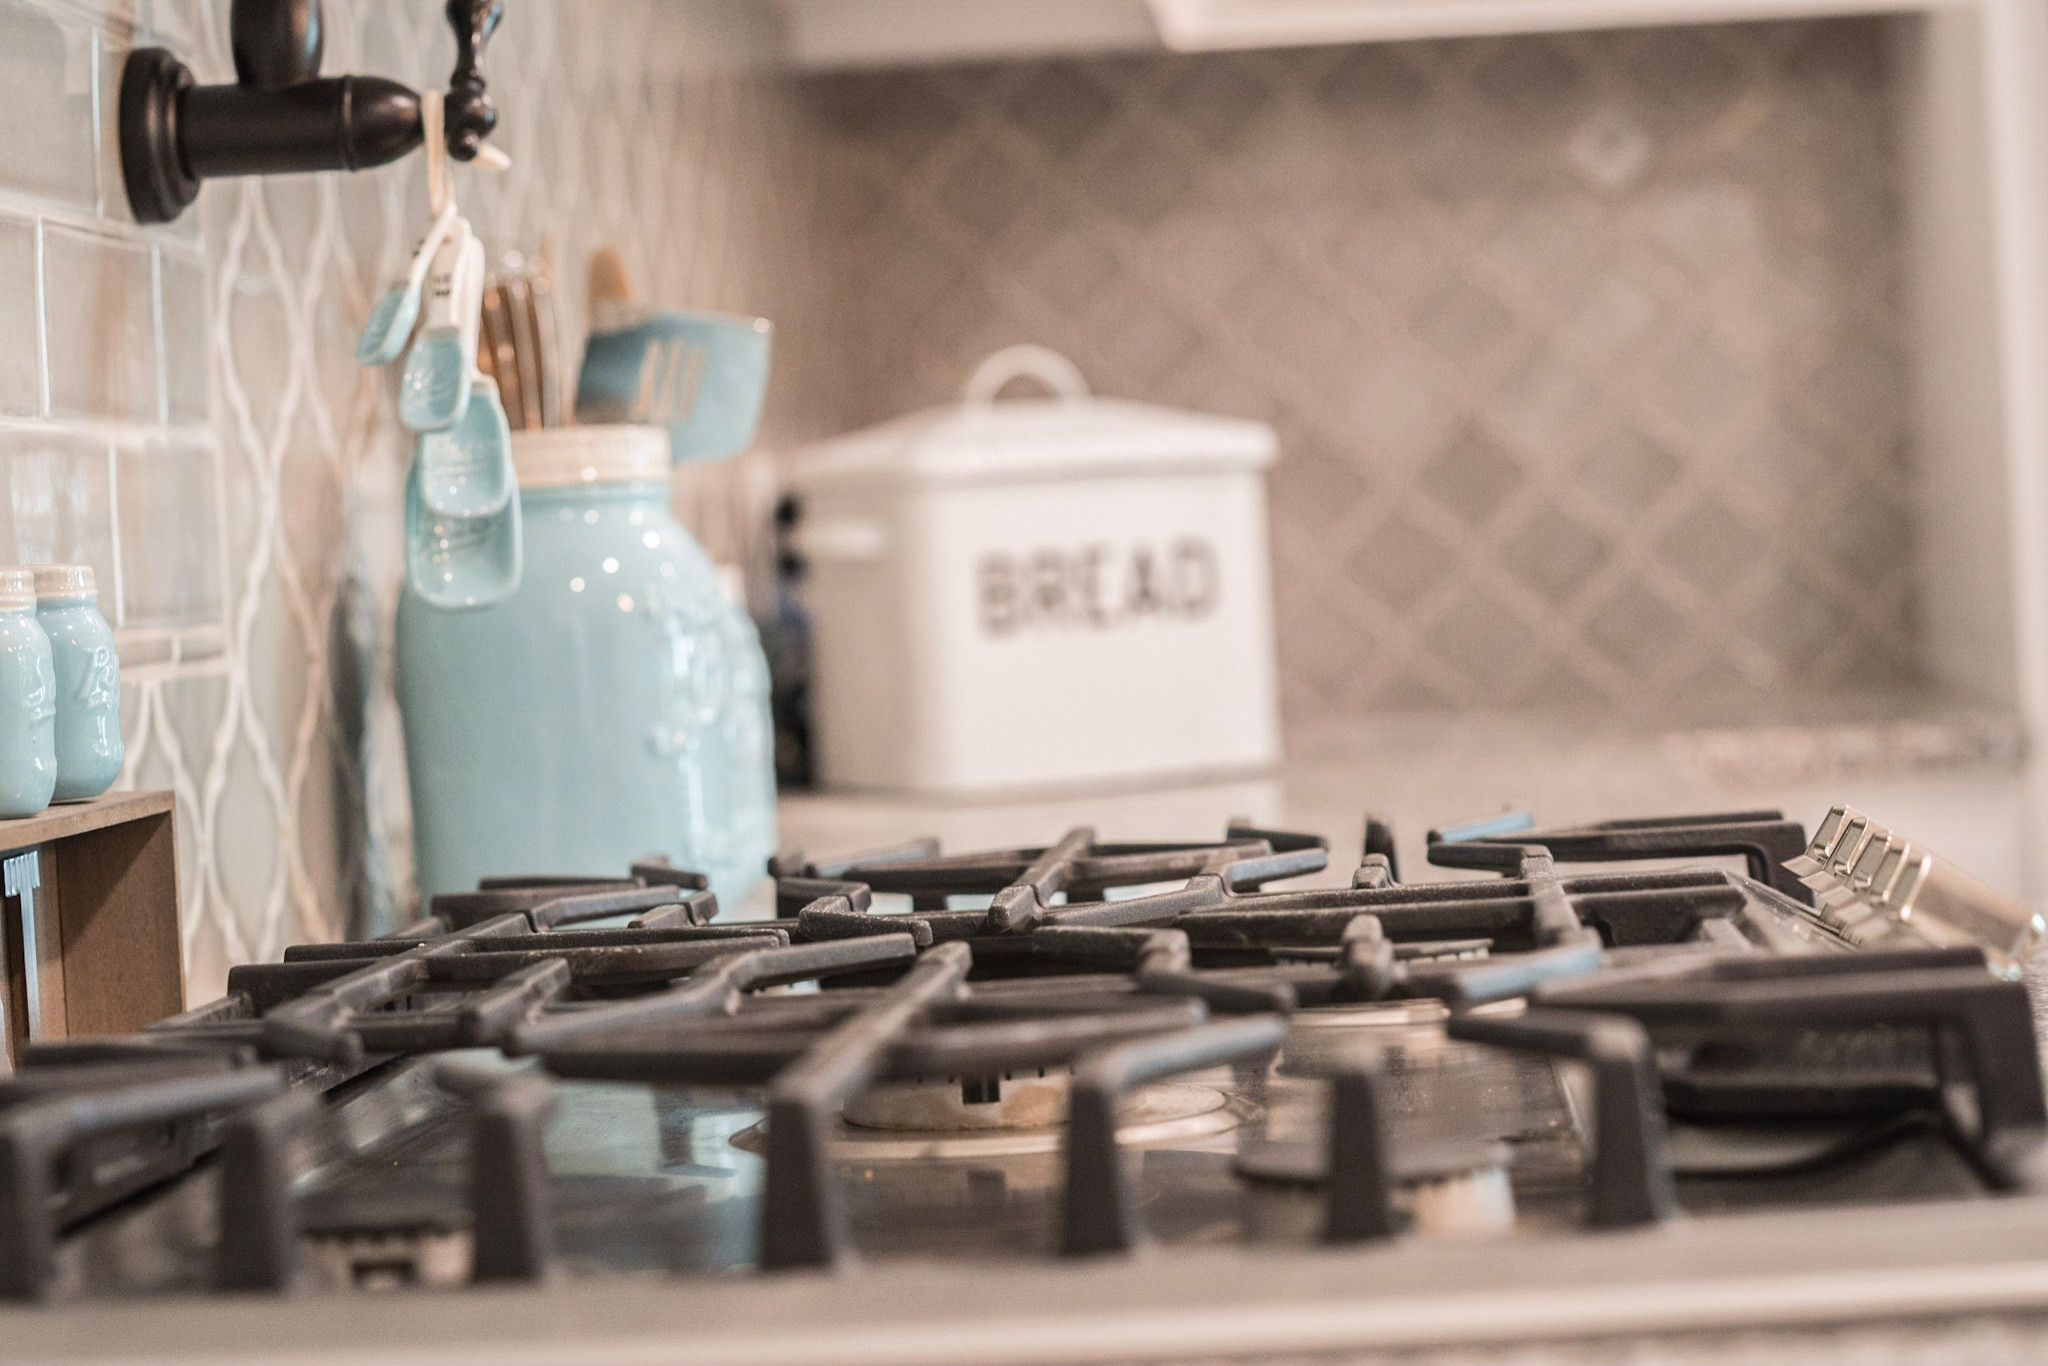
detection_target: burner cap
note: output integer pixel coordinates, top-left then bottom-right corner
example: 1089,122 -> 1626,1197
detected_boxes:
1233,1136 -> 1509,1186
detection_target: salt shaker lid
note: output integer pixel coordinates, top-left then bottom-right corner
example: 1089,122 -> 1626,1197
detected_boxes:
0,569 -> 33,612
29,564 -> 95,600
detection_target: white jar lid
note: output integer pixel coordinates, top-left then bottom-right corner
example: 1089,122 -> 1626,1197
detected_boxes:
0,568 -> 33,612
510,425 -> 668,490
30,564 -> 95,600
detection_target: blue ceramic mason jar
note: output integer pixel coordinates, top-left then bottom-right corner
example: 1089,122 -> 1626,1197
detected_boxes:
396,425 -> 778,907
0,568 -> 56,819
33,564 -> 121,801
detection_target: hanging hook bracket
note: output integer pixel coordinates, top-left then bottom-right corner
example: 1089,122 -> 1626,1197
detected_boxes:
119,0 -> 505,225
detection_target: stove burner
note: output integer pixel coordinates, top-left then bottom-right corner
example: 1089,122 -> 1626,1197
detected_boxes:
734,1079 -> 1240,1159
844,1069 -> 1074,1131
1236,1136 -> 1517,1238
5,806 -> 2043,1304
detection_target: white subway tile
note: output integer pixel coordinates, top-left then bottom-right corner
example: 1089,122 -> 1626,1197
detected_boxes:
0,0 -> 100,210
42,222 -> 160,422
0,425 -> 114,588
0,213 -> 38,416
114,433 -> 222,628
158,245 -> 208,423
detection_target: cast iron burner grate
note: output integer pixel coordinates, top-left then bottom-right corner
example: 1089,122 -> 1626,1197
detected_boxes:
0,808 -> 2040,1301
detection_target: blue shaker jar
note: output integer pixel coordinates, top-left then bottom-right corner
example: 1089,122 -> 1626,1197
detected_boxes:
397,425 -> 778,906
33,565 -> 121,801
0,568 -> 56,818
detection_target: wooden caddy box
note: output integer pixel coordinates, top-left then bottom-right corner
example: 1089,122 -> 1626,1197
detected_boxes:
0,791 -> 183,1065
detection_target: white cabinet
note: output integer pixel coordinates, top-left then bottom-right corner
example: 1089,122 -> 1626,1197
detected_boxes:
776,0 -> 1959,70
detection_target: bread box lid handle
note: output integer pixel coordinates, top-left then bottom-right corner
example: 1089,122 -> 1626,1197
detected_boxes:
963,345 -> 1090,408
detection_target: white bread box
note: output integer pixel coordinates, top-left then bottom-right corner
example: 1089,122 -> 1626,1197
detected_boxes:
787,346 -> 1280,796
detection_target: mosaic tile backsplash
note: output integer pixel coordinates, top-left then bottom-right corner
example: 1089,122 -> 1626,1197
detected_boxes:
0,0 -> 804,999
795,18 -> 1917,725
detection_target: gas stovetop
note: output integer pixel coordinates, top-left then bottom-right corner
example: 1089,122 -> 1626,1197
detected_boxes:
7,804 -> 2048,1363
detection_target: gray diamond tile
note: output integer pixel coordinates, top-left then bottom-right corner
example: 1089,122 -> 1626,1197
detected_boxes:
1421,428 -> 1524,525
1501,507 -> 1612,604
1468,35 -> 1587,126
1004,64 -> 1117,159
1154,215 -> 1273,306
1488,352 -> 1595,453
1278,596 -> 1375,698
1483,198 -> 1606,304
1238,263 -> 1371,389
1013,219 -> 1123,316
1084,126 -> 1196,226
1567,104 -> 1654,191
1576,427 -> 1682,515
1413,279 -> 1517,366
1618,28 -> 1744,125
1371,670 -> 1461,712
809,70 -> 964,169
1410,113 -> 1524,203
1346,514 -> 1456,611
1516,657 -> 1620,713
1338,352 -> 1457,470
1561,272 -> 1665,362
1154,55 -> 1271,151
1586,582 -> 1691,679
1087,295 -> 1204,392
1834,629 -> 1921,690
1650,182 -> 1762,276
929,141 -> 1040,241
1326,206 -> 1450,315
1428,592 -> 1536,683
1668,650 -> 1775,716
1802,328 -> 1904,437
1816,482 -> 1914,582
1730,416 -> 1837,500
1741,568 -> 1852,673
1648,330 -> 1761,450
867,216 -> 969,322
1271,433 -> 1372,535
1312,45 -> 1432,120
1657,495 -> 1763,593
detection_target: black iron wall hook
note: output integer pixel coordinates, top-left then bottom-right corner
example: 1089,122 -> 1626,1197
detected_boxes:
120,0 -> 504,225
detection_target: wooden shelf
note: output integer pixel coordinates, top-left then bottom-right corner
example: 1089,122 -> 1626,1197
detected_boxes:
0,790 -> 183,1065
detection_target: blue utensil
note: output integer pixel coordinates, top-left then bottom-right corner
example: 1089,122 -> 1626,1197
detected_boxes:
404,444 -> 522,610
399,223 -> 481,432
418,372 -> 515,519
355,202 -> 458,367
574,308 -> 773,463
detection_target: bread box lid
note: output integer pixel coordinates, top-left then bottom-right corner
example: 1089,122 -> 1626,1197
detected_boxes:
788,346 -> 1275,492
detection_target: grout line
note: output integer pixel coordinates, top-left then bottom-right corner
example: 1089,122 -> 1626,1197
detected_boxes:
31,219 -> 48,418
105,434 -> 124,626
152,241 -> 167,425
0,414 -> 209,441
89,22 -> 103,220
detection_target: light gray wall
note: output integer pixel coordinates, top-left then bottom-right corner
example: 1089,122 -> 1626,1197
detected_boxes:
0,0 -> 806,998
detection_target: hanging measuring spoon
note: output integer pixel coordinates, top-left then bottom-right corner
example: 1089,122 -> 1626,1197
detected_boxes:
417,364 -> 515,519
399,216 -> 481,432
405,408 -> 523,610
355,201 -> 459,367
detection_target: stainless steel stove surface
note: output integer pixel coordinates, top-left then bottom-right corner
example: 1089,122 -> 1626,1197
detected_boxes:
9,805 -> 2048,1364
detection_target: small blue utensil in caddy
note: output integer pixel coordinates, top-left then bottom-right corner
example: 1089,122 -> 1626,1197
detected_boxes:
365,123 -> 778,909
